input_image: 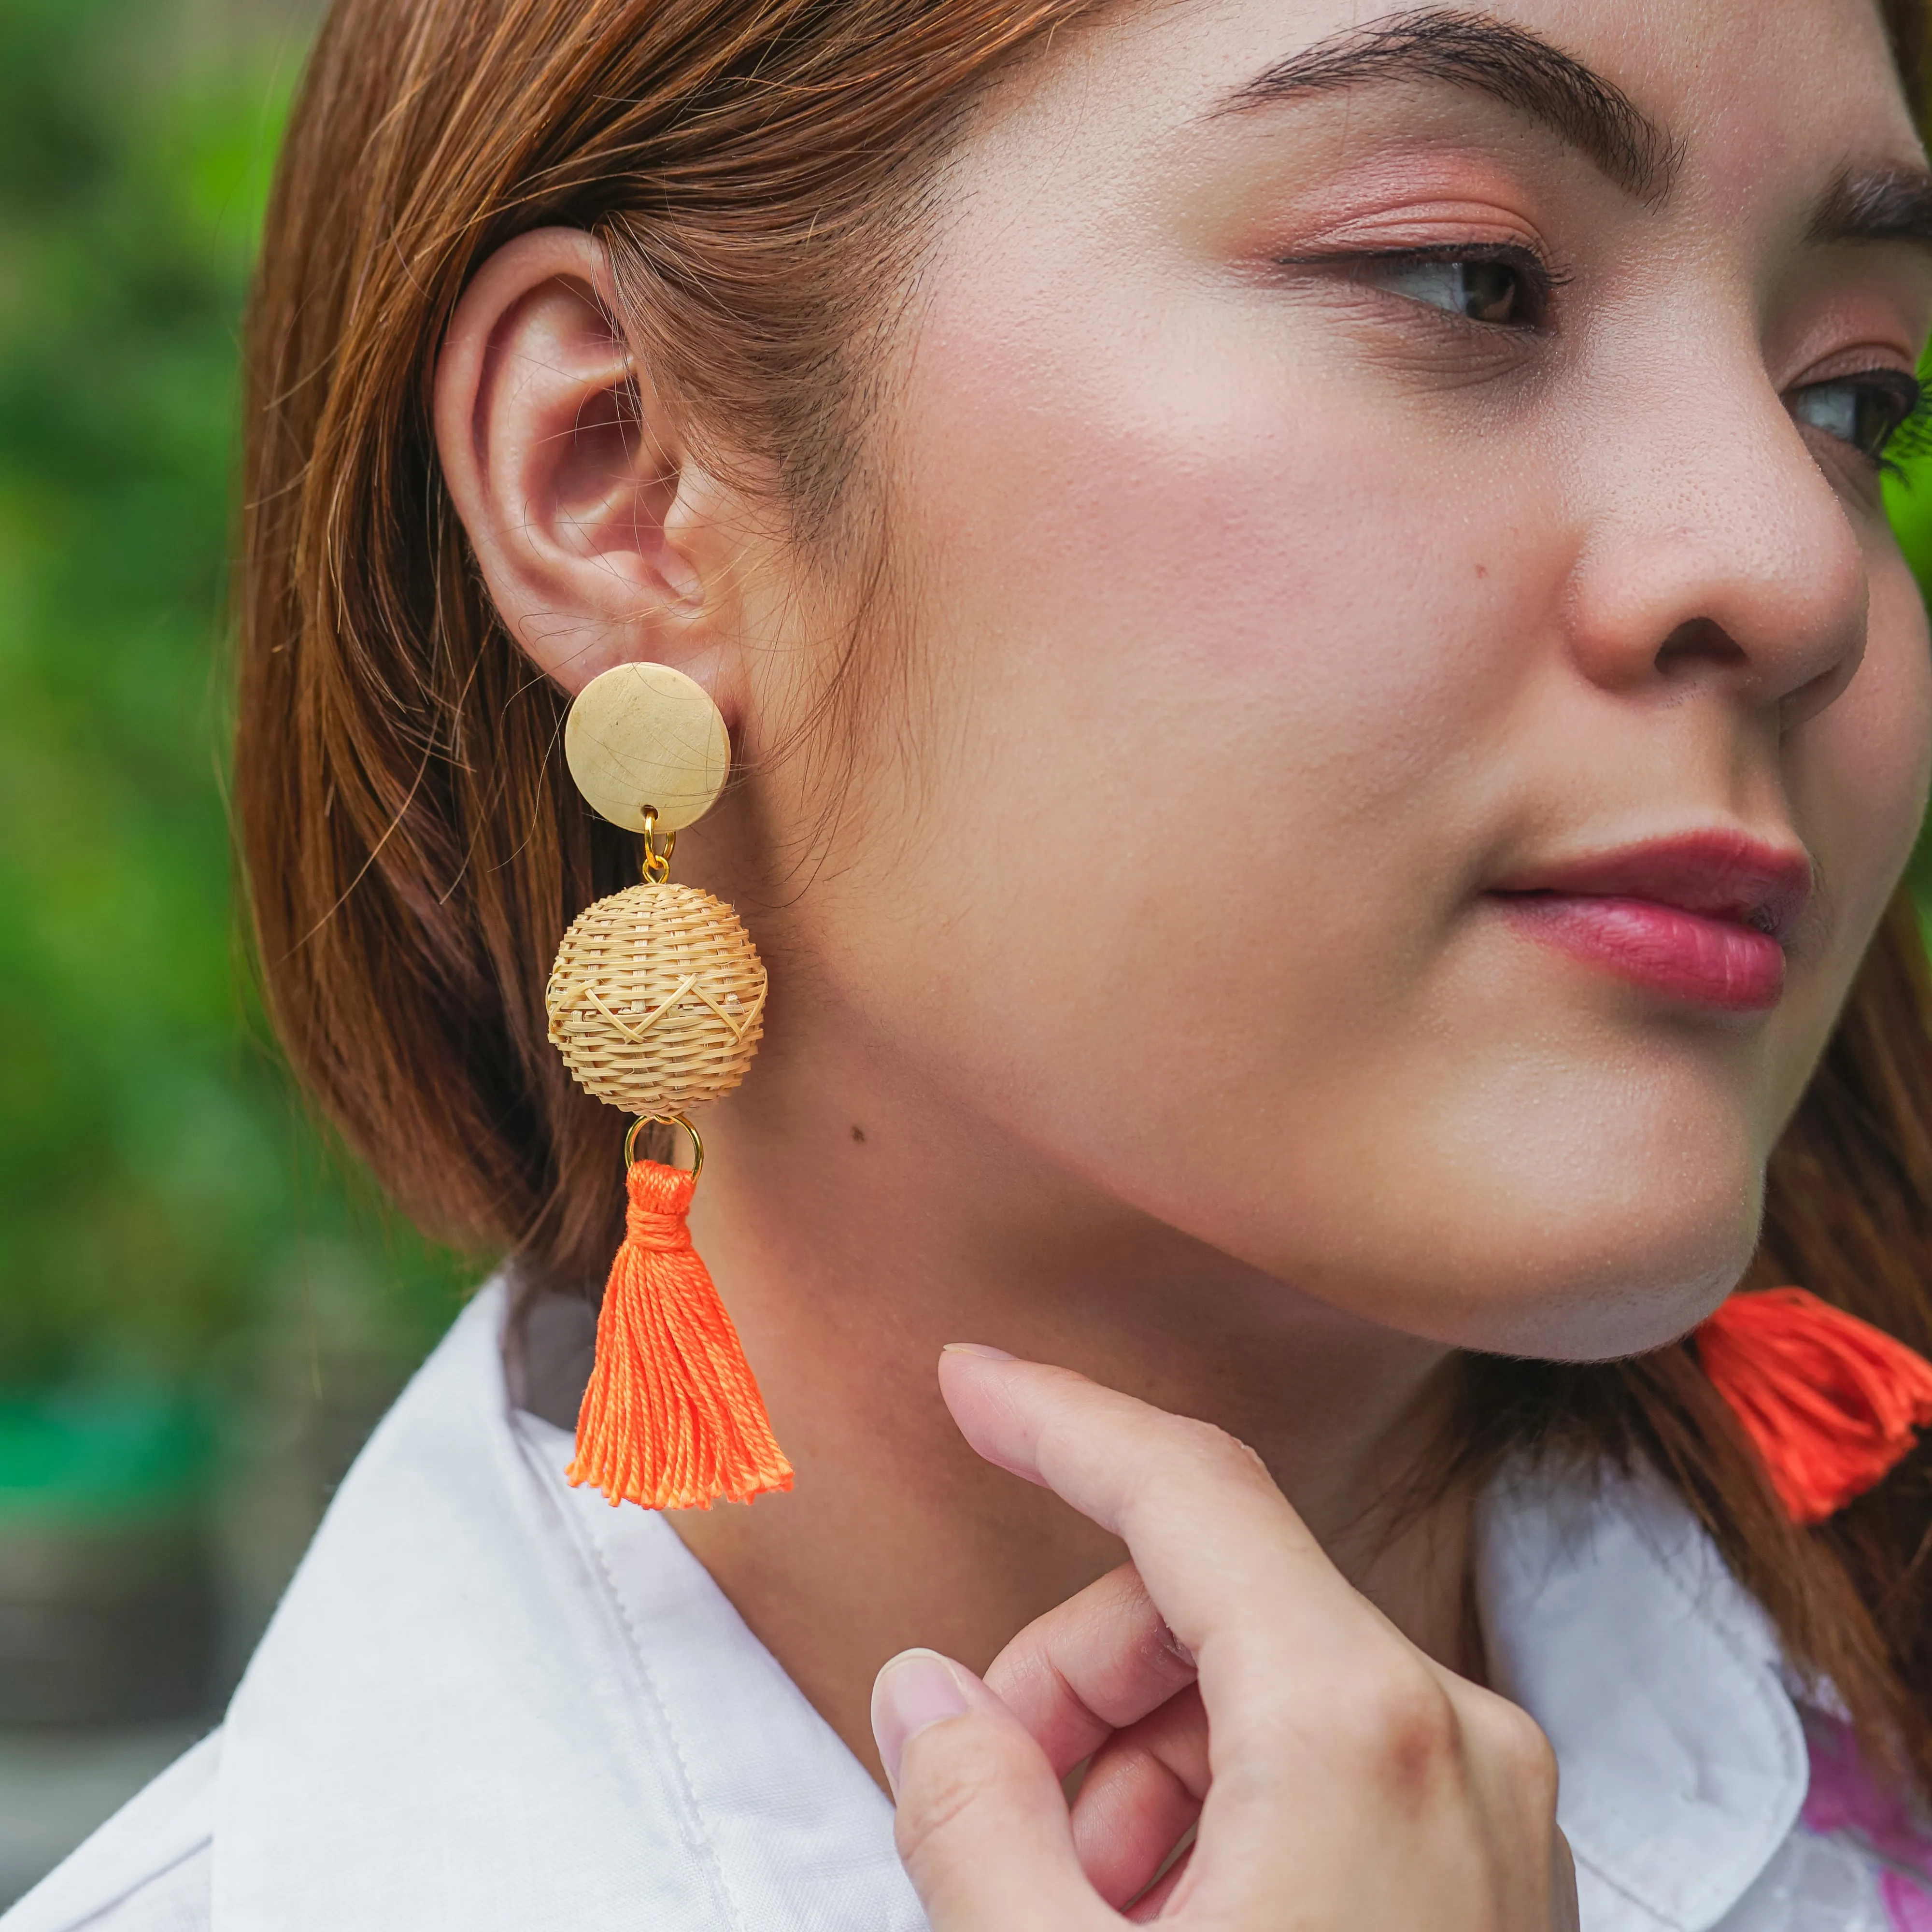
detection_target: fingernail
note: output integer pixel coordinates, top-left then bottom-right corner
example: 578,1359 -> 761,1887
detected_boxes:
871,1648 -> 970,1795
941,1342 -> 1015,1360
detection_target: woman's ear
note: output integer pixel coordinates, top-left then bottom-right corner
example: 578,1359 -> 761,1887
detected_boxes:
433,227 -> 740,697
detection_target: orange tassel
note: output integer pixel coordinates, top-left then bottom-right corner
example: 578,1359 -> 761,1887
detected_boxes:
567,1159 -> 794,1511
1697,1288 -> 1932,1526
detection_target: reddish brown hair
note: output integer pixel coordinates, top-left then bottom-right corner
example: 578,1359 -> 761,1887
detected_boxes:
239,0 -> 1932,1788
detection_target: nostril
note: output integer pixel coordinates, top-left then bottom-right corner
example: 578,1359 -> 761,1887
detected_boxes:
1654,617 -> 1748,676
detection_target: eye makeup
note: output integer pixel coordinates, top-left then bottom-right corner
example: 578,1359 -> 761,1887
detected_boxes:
1277,241 -> 1565,332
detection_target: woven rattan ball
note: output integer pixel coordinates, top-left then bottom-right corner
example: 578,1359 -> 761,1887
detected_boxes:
546,883 -> 767,1116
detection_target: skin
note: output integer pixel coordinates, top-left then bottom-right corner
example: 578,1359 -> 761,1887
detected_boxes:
432,0 -> 1932,1909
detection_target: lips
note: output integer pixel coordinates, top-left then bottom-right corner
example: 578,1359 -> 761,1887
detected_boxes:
1489,832 -> 1813,1013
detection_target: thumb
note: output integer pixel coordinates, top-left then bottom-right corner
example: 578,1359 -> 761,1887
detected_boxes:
873,1648 -> 1112,1931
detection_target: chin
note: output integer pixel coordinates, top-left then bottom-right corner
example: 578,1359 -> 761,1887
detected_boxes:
1468,1214 -> 1757,1363
1274,1111 -> 1771,1365
1368,1039 -> 1783,1361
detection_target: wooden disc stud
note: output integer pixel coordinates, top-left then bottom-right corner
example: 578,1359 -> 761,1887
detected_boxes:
565,662 -> 729,834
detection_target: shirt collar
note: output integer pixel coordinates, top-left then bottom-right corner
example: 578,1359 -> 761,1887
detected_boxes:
1477,1456 -> 1809,1932
212,1282 -> 1807,1931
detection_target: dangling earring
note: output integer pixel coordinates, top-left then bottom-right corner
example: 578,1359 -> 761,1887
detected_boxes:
546,661 -> 792,1511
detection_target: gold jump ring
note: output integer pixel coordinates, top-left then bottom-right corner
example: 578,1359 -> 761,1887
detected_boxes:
624,1112 -> 704,1179
638,806 -> 677,885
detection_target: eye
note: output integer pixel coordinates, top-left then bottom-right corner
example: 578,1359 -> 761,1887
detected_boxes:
1788,369 -> 1924,465
1356,251 -> 1551,328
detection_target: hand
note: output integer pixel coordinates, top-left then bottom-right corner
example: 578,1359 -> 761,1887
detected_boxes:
870,1350 -> 1577,1930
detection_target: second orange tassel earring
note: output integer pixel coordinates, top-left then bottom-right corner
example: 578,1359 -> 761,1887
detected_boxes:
544,662 -> 792,1511
1698,1287 -> 1932,1526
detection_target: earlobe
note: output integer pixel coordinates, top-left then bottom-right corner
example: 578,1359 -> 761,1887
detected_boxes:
432,227 -> 730,696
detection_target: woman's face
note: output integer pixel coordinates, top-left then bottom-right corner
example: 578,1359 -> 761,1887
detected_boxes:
743,0 -> 1932,1358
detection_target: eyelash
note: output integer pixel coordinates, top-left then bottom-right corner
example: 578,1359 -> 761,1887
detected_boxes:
1836,370 -> 1928,476
1891,383 -> 1932,471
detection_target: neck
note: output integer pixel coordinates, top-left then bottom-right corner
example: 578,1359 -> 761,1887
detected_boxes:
668,1016 -> 1474,1785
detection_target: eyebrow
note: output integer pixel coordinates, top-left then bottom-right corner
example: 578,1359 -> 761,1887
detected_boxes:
1808,164 -> 1932,254
1219,8 -> 1681,209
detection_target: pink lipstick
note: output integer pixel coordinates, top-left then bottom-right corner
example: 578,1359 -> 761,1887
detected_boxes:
1490,832 -> 1812,1013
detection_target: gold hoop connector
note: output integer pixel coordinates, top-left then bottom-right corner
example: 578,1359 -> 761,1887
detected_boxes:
638,806 -> 677,886
624,1112 -> 704,1179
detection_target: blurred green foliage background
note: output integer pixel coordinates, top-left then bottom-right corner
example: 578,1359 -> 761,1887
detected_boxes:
1,0 -> 1931,1426
0,0 -> 468,1421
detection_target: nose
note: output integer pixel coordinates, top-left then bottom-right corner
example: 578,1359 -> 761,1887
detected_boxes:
1563,345 -> 1871,726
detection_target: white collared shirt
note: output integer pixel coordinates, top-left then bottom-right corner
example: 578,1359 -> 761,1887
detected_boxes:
7,1283 -> 1926,1932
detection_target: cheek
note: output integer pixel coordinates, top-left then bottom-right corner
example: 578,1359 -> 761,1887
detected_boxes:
890,272 -> 1550,864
